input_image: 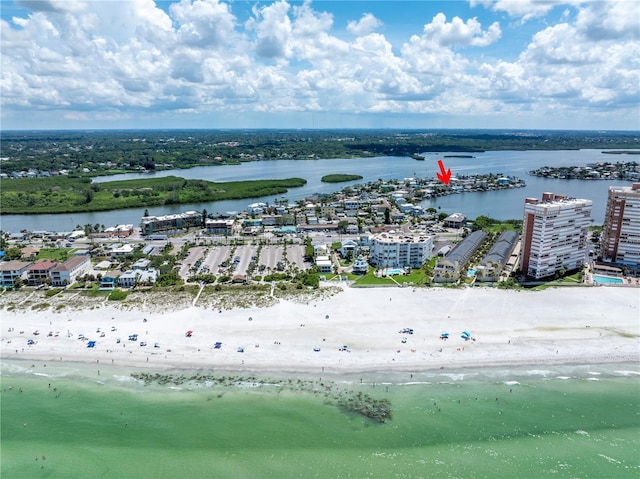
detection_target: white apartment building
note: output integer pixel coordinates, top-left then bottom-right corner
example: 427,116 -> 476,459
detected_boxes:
369,233 -> 433,268
50,255 -> 91,286
521,193 -> 592,279
601,183 -> 640,267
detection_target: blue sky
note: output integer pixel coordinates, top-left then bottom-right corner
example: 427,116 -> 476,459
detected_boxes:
1,0 -> 638,130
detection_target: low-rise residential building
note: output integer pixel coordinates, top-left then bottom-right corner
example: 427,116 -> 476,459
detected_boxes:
118,268 -> 159,288
369,233 -> 433,268
477,231 -> 519,282
0,261 -> 31,287
351,256 -> 369,274
99,270 -> 122,290
315,255 -> 333,273
443,213 -> 467,229
205,219 -> 235,235
50,256 -> 91,286
133,258 -> 151,270
140,211 -> 201,236
27,259 -> 57,286
339,239 -> 358,258
433,230 -> 488,282
109,244 -> 135,257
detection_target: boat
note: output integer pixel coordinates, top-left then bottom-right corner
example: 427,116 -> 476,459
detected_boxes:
411,154 -> 425,161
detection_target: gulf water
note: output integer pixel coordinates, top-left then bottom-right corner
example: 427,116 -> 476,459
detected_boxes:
2,361 -> 639,478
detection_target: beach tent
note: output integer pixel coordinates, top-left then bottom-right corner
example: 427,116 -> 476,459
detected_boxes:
87,341 -> 96,348
214,342 -> 222,349
185,330 -> 193,337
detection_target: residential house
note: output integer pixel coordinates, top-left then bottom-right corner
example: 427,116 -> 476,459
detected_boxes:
443,213 -> 467,229
99,270 -> 122,290
339,239 -> 358,259
351,256 -> 369,274
315,255 -> 333,274
118,268 -> 159,288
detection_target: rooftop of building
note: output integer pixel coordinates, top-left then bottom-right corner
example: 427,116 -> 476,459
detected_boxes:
481,230 -> 519,266
442,230 -> 488,265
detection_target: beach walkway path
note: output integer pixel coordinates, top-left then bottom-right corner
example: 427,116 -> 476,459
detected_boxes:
192,283 -> 205,306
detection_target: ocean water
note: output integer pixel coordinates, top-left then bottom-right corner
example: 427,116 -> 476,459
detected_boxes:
2,362 -> 639,479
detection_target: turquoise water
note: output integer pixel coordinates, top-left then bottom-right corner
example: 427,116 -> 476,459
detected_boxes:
383,268 -> 404,275
593,275 -> 624,285
2,361 -> 639,479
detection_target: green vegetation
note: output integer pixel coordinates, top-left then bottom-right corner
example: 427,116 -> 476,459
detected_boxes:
352,268 -> 428,286
108,290 -> 129,301
44,288 -> 63,298
2,130 -> 638,181
471,215 -> 522,232
36,248 -> 71,261
321,174 -> 364,183
0,175 -> 306,214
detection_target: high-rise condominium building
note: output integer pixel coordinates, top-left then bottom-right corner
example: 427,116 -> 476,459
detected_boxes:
601,183 -> 640,267
521,192 -> 592,279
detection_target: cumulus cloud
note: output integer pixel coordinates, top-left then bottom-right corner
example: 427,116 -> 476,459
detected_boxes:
470,0 -> 566,22
418,13 -> 502,47
347,13 -> 382,36
0,0 -> 637,128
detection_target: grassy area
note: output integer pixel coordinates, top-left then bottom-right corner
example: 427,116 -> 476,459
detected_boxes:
352,268 -> 429,286
0,175 -> 307,214
527,272 -> 585,290
36,248 -> 73,261
483,223 -> 518,233
321,174 -> 364,183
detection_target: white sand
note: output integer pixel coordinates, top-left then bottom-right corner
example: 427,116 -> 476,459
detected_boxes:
1,286 -> 638,375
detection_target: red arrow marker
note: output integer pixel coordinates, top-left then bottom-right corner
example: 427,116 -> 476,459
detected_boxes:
437,159 -> 452,185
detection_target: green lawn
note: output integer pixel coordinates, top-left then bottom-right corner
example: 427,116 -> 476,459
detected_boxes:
36,248 -> 73,261
352,268 -> 429,286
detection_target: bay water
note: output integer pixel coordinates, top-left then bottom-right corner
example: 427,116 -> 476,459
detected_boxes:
1,149 -> 636,232
2,361 -> 638,478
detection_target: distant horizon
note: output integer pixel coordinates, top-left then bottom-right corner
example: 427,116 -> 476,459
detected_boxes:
2,127 -> 639,133
2,1 -> 638,131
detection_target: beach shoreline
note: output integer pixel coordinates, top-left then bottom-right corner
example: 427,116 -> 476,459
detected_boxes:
2,286 -> 638,377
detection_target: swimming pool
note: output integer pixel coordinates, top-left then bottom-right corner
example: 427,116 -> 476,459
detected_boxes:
467,269 -> 477,277
383,268 -> 405,276
593,275 -> 624,285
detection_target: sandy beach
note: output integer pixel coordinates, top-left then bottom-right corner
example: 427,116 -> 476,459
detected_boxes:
1,286 -> 638,375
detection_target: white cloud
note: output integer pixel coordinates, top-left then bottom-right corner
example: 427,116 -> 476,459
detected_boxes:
246,0 -> 293,59
414,13 -> 502,48
347,13 -> 382,36
0,0 -> 637,129
471,0 -> 566,22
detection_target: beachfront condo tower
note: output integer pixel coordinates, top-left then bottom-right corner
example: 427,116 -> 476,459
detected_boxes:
521,193 -> 592,280
601,183 -> 640,267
